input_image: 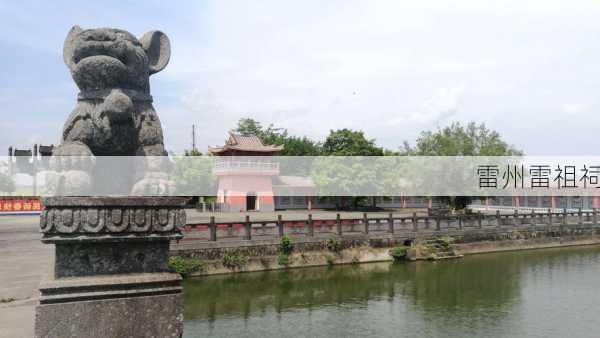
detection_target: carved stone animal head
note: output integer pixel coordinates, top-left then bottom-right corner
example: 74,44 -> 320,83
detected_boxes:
63,26 -> 170,93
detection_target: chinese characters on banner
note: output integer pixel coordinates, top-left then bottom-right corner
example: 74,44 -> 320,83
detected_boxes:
477,165 -> 600,190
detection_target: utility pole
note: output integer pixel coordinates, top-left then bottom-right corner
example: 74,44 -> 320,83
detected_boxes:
192,124 -> 197,153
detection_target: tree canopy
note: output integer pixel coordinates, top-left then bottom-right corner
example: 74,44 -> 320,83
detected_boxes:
233,118 -> 321,156
322,129 -> 383,156
401,122 -> 522,156
171,151 -> 217,196
0,172 -> 16,194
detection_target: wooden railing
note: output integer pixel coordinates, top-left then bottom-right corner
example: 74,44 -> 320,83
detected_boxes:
180,208 -> 600,244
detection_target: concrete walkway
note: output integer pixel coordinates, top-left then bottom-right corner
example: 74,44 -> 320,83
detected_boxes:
0,216 -> 51,338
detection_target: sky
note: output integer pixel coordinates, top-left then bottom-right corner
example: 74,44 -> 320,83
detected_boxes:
1,0 -> 600,155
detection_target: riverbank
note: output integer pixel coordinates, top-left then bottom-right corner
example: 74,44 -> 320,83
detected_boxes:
173,224 -> 600,276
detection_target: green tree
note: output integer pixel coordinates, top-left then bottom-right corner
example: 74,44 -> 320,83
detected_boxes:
171,151 -> 217,198
401,122 -> 522,156
322,129 -> 383,156
233,118 -> 321,156
0,172 -> 15,195
400,121 -> 523,209
233,118 -> 267,137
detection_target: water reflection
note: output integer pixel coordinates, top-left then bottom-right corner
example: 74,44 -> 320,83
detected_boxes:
184,246 -> 600,337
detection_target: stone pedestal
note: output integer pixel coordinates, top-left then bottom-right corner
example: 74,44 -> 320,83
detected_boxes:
35,197 -> 187,338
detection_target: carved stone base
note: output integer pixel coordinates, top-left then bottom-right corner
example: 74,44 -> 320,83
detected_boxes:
35,273 -> 183,338
55,241 -> 171,277
35,197 -> 187,338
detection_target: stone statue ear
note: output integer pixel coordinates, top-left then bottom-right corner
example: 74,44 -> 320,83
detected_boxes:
63,25 -> 82,69
140,31 -> 171,75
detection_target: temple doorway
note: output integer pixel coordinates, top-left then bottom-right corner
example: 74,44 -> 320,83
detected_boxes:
246,192 -> 258,211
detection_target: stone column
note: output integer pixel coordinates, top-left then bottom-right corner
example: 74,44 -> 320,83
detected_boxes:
35,197 -> 186,338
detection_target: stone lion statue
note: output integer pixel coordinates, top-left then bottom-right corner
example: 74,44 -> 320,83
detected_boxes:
45,26 -> 175,196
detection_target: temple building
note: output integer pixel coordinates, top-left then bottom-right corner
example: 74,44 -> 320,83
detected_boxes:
209,134 -> 599,212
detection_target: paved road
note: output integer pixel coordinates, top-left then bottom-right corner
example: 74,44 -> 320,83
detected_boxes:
0,216 -> 50,338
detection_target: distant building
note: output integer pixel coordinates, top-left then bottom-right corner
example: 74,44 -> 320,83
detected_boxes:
210,133 -> 283,212
210,134 -> 598,212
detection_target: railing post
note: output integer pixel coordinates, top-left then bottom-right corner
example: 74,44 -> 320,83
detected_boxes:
531,209 -> 536,226
561,208 -> 567,233
436,214 -> 441,231
578,208 -> 583,225
594,208 -> 598,226
209,216 -> 216,241
363,213 -> 369,234
548,209 -> 553,225
412,212 -> 418,232
513,209 -> 519,227
277,214 -> 284,237
388,213 -> 394,234
336,213 -> 342,235
245,215 -> 251,240
308,214 -> 314,237
496,210 -> 501,227
458,215 -> 463,230
477,211 -> 482,229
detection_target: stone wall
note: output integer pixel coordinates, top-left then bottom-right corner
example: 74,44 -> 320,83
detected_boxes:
171,222 -> 600,276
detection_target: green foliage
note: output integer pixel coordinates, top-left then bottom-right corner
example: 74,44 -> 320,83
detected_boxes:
234,118 -> 266,137
169,256 -> 204,277
222,254 -> 248,271
390,245 -> 410,261
233,118 -> 322,156
233,118 -> 322,174
277,253 -> 290,266
184,149 -> 203,156
326,238 -> 342,253
309,157 -> 404,209
0,172 -> 16,194
399,121 -> 522,210
401,121 -> 522,156
322,129 -> 383,156
171,153 -> 217,196
438,236 -> 454,247
280,235 -> 293,255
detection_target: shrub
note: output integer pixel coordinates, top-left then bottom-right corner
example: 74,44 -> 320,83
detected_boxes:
390,245 -> 410,261
280,235 -> 293,255
326,238 -> 342,252
277,253 -> 290,266
439,236 -> 453,247
222,254 -> 248,271
169,256 -> 204,277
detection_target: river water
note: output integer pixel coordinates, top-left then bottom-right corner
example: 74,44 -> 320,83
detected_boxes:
183,246 -> 600,337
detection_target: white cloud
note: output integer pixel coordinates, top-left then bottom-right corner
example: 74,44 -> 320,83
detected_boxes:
4,0 -> 600,155
162,0 -> 600,153
562,103 -> 588,115
388,86 -> 465,126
